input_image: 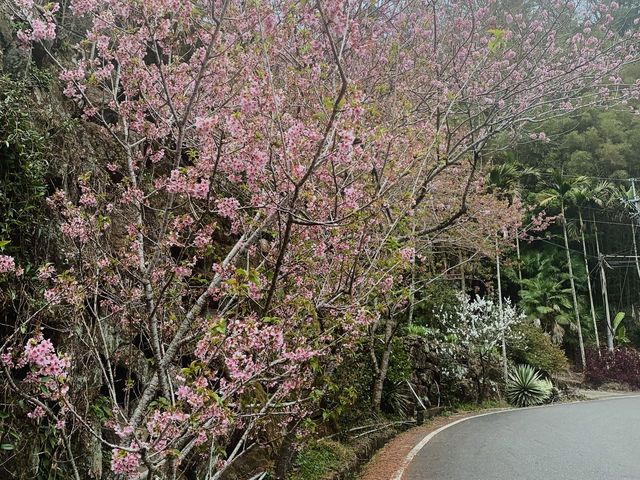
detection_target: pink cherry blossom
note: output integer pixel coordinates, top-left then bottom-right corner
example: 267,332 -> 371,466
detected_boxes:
111,447 -> 141,477
0,255 -> 15,274
26,406 -> 46,421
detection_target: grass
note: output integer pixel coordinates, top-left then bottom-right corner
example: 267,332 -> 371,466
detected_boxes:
287,439 -> 356,480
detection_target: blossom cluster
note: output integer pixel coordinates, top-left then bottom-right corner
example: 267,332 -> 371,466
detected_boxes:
111,446 -> 141,477
439,294 -> 525,354
1,335 -> 70,423
21,336 -> 70,400
0,255 -> 15,274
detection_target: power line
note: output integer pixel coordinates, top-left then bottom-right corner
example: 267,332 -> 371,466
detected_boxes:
532,235 -> 636,261
534,237 -> 600,260
565,217 -> 637,228
535,172 -> 636,182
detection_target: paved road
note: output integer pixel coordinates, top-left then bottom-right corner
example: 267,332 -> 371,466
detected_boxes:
406,396 -> 640,480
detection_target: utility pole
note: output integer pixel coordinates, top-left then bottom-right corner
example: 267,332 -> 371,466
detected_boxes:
599,254 -> 614,352
594,215 -> 614,352
630,178 -> 640,216
579,209 -> 600,353
630,179 -> 640,283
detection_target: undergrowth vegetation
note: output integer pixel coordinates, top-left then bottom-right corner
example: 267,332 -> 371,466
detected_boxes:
0,76 -> 49,252
585,348 -> 640,389
287,440 -> 356,480
509,322 -> 569,375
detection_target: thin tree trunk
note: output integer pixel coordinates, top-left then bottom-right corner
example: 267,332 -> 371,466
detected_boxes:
274,421 -> 300,480
515,228 -> 523,286
478,351 -> 486,401
496,236 -> 508,383
578,209 -> 600,353
408,252 -> 416,326
562,204 -> 586,369
372,318 -> 395,412
459,249 -> 466,292
408,224 -> 417,325
593,212 -> 614,351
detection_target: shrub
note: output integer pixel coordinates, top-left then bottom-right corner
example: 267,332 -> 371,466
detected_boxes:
585,347 -> 640,389
327,338 -> 412,425
538,377 -> 560,403
410,280 -> 462,327
509,322 -> 568,375
0,76 -> 50,251
506,364 -> 552,408
404,324 -> 433,337
288,440 -> 355,480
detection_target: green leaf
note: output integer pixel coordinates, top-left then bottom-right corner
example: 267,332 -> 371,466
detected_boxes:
487,28 -> 504,53
261,316 -> 280,325
488,28 -> 504,40
613,312 -> 625,333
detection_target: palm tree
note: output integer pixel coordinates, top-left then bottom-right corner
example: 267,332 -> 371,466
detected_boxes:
537,169 -> 589,369
487,163 -> 539,205
519,275 -> 575,344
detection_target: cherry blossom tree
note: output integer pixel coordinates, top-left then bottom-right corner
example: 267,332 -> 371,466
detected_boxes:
0,0 -> 638,478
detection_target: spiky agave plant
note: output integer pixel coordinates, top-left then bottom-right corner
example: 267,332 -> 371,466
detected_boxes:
381,379 -> 413,417
506,365 -> 552,407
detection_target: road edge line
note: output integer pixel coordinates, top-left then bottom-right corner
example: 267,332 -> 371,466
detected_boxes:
390,393 -> 640,480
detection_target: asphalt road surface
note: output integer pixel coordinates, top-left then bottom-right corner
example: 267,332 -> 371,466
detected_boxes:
405,396 -> 640,480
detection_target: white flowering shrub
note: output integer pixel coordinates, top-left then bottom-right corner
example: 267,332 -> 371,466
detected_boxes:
435,293 -> 525,400
439,293 -> 525,358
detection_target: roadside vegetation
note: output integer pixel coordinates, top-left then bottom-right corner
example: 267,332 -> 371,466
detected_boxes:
0,0 -> 639,479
